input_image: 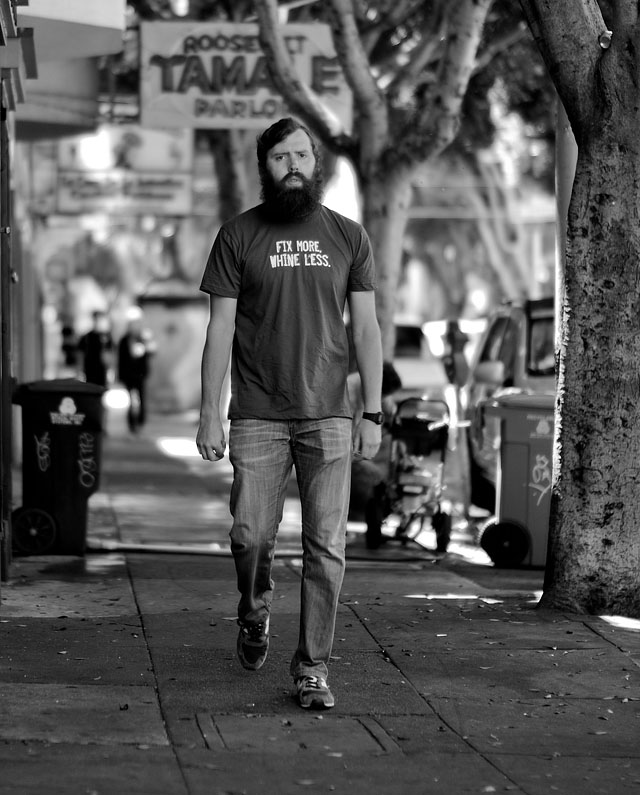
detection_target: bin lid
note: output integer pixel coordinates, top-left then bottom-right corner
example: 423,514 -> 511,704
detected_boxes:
14,378 -> 105,401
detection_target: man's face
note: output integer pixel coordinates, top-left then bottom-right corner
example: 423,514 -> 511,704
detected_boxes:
260,128 -> 323,220
265,129 -> 316,187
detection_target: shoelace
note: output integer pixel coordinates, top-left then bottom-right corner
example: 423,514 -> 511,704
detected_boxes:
299,676 -> 327,690
239,622 -> 266,641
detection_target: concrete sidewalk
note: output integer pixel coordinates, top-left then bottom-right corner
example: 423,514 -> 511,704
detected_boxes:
1,409 -> 640,794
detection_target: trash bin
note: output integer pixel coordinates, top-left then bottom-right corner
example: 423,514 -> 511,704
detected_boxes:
479,393 -> 555,567
12,379 -> 105,556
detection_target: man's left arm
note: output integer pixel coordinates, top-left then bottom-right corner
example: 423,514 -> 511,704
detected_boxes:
348,289 -> 383,459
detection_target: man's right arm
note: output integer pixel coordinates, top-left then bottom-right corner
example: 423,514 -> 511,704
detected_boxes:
196,294 -> 237,461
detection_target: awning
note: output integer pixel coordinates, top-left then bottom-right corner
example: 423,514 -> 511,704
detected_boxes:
17,0 -> 126,61
0,1 -> 37,111
0,0 -> 17,44
15,58 -> 100,140
13,0 -> 127,137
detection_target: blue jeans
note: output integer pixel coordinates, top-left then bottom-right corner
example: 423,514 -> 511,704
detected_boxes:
228,418 -> 352,680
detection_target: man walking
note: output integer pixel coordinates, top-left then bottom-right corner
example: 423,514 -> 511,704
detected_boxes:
117,307 -> 156,434
197,117 -> 383,710
78,310 -> 114,387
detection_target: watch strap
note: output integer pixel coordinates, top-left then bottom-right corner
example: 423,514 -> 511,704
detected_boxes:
362,411 -> 384,425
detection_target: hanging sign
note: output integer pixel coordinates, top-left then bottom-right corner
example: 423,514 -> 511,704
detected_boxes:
140,22 -> 352,131
56,125 -> 193,215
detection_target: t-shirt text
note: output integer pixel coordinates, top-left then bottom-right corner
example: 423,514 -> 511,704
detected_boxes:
270,239 -> 330,268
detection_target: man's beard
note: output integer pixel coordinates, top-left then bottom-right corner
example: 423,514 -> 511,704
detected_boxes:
260,170 -> 324,221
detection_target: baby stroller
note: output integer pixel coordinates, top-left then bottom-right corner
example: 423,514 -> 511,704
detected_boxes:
384,396 -> 452,553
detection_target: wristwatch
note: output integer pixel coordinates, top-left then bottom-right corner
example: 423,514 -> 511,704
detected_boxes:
362,411 -> 384,425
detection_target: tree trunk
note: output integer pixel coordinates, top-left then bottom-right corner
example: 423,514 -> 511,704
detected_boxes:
206,129 -> 250,223
361,168 -> 413,359
541,135 -> 640,616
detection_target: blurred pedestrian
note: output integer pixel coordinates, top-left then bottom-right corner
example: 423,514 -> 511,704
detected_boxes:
60,320 -> 79,373
442,319 -> 469,388
349,361 -> 402,549
196,117 -> 383,711
78,310 -> 114,388
118,308 -> 156,433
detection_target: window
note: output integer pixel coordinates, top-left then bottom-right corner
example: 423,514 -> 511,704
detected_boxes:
394,325 -> 425,358
478,317 -> 508,363
478,317 -> 517,386
528,316 -> 555,375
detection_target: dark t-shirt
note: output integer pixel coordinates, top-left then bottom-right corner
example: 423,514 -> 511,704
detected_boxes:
79,330 -> 113,387
200,203 -> 376,420
118,334 -> 150,386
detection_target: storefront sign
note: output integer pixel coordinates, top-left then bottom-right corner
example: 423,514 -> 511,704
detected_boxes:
140,22 -> 352,131
56,125 -> 193,215
57,171 -> 192,215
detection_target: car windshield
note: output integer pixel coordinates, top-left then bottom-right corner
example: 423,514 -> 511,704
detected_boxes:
476,316 -> 518,386
528,315 -> 555,375
394,326 -> 424,358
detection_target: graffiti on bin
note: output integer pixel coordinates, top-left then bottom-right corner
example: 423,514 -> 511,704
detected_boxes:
530,453 -> 551,506
35,432 -> 51,472
78,432 -> 97,488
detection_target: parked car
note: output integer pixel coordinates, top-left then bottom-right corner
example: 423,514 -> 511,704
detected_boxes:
460,297 -> 556,512
392,322 -> 446,398
346,321 -> 446,401
393,318 -> 489,397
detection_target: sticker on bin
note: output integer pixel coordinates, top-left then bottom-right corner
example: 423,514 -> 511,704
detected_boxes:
50,397 -> 86,426
528,415 -> 553,437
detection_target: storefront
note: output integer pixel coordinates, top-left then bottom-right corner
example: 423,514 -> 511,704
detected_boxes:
0,0 -> 126,584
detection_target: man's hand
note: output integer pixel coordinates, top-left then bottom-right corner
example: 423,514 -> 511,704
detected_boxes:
353,419 -> 382,460
196,415 -> 226,461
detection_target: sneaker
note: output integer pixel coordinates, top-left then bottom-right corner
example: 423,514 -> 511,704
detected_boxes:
295,675 -> 335,710
236,619 -> 269,671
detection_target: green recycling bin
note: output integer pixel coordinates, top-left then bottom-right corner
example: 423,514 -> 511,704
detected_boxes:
479,393 -> 555,567
12,379 -> 105,556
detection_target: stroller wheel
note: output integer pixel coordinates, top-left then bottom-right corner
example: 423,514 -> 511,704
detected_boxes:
395,508 -> 428,543
432,510 -> 452,553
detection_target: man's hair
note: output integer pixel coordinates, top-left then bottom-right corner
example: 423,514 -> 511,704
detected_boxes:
256,117 -> 322,175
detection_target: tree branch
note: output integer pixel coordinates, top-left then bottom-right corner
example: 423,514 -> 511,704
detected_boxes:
252,0 -> 353,148
358,0 -> 427,57
127,0 -> 173,19
402,0 -> 492,160
473,22 -> 529,74
325,0 -> 389,164
385,13 -> 447,101
519,0 -> 604,133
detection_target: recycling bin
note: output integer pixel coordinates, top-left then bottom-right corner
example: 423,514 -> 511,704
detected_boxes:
12,379 -> 105,556
479,393 -> 555,567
